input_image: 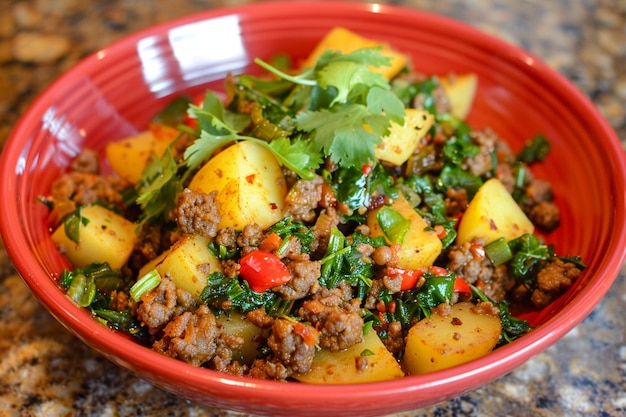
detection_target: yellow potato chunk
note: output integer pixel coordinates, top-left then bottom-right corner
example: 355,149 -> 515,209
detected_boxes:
293,330 -> 404,384
188,141 -> 287,230
51,205 -> 136,270
139,234 -> 221,298
457,178 -> 534,245
105,123 -> 179,184
367,193 -> 442,270
374,109 -> 434,166
403,302 -> 502,375
302,27 -> 408,80
438,73 -> 478,120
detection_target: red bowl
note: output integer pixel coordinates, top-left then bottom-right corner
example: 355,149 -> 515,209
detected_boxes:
1,2 -> 625,416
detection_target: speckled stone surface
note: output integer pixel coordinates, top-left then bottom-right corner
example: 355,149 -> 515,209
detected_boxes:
1,0 -> 625,416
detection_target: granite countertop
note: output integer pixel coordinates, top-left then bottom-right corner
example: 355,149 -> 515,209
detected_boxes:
1,0 -> 625,416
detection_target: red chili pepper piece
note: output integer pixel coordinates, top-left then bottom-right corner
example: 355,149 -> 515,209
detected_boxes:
239,251 -> 291,293
428,266 -> 448,276
387,266 -> 425,291
453,276 -> 472,294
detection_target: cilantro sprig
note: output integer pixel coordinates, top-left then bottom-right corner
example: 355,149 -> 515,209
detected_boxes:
183,91 -> 322,179
185,48 -> 406,177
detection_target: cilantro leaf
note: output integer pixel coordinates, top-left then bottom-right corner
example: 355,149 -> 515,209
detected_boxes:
317,61 -> 388,106
135,147 -> 184,226
257,47 -> 405,170
183,90 -> 322,179
266,137 -> 322,180
296,104 -> 380,167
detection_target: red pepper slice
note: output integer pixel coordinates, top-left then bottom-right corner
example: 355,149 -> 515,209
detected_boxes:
453,276 -> 472,294
387,266 -> 425,291
239,251 -> 291,293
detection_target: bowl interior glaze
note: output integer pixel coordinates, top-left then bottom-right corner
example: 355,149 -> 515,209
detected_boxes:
1,2 -> 625,416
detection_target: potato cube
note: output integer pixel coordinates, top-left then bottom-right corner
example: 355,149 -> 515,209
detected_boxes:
374,109 -> 434,166
367,194 -> 442,270
189,141 -> 287,231
438,73 -> 478,120
139,234 -> 222,298
51,205 -> 136,270
302,27 -> 408,80
403,302 -> 502,375
457,178 -> 534,245
105,123 -> 179,184
293,330 -> 404,384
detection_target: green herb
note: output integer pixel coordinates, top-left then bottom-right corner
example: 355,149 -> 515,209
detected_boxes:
517,134 -> 550,164
256,48 -> 406,169
508,234 -> 554,282
67,273 -> 97,307
484,237 -> 513,266
319,228 -> 377,294
360,349 -> 375,357
183,91 -> 322,179
208,240 -> 240,261
391,76 -> 439,115
376,205 -> 410,243
60,262 -> 123,292
401,174 -> 457,249
331,163 -> 396,211
471,284 -> 532,343
380,271 -> 455,328
151,95 -> 193,127
63,206 -> 90,244
199,272 -> 291,316
135,147 -> 184,226
266,217 -> 316,254
130,269 -> 161,302
437,165 -> 483,200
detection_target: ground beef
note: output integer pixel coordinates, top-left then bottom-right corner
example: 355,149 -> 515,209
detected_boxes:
267,318 -> 319,375
525,176 -> 554,203
237,223 -> 263,248
527,201 -> 560,230
214,227 -> 237,250
136,276 -> 196,334
152,304 -> 220,367
447,241 -> 508,301
175,188 -> 221,237
109,290 -> 133,313
248,358 -> 291,380
128,223 -> 173,271
211,332 -> 245,373
280,236 -> 308,261
69,149 -> 100,174
522,177 -> 560,231
531,259 -> 581,308
284,177 -> 323,223
464,129 -> 499,177
136,277 -> 178,333
245,308 -> 275,329
445,187 -> 468,217
274,259 -> 321,300
364,279 -> 384,309
382,271 -> 403,293
299,286 -> 364,352
51,172 -> 126,208
221,259 -> 240,278
472,300 -> 500,318
382,321 -> 405,354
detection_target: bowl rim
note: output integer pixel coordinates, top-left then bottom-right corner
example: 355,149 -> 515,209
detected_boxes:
2,0 -> 626,413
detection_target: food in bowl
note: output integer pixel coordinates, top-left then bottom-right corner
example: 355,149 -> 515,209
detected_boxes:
42,26 -> 584,383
